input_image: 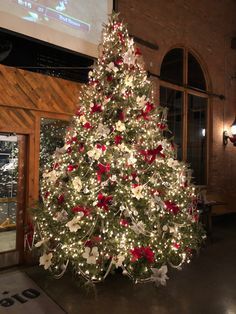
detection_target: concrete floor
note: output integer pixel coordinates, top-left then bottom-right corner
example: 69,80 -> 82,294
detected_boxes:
23,214 -> 236,314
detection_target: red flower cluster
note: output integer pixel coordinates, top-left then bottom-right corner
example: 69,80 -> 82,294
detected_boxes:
67,164 -> 78,172
138,102 -> 155,120
97,193 -> 113,211
114,135 -> 123,145
140,145 -> 165,164
97,163 -> 110,182
130,246 -> 155,263
83,122 -> 92,129
91,103 -> 102,114
96,143 -> 106,151
164,200 -> 180,215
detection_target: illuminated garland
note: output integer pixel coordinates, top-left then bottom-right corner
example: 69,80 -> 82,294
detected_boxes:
33,13 -> 205,287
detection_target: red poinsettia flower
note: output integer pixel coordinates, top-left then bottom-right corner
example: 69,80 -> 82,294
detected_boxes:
67,164 -> 78,172
164,200 -> 180,215
91,103 -> 102,114
130,246 -> 155,263
173,242 -> 180,250
83,122 -> 92,129
114,135 -> 123,145
97,193 -> 113,211
96,143 -> 107,151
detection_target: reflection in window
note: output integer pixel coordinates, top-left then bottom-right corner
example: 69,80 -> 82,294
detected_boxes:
0,134 -> 18,252
187,95 -> 207,185
188,53 -> 206,91
160,48 -> 183,85
160,87 -> 183,159
40,118 -> 70,179
160,48 -> 208,185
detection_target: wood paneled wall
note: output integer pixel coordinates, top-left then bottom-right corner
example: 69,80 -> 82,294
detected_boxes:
0,64 -> 82,225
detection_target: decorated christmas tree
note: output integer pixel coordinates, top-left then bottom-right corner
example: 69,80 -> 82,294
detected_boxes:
33,13 -> 204,286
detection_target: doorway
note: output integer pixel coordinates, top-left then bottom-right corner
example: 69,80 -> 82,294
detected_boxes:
0,134 -> 26,268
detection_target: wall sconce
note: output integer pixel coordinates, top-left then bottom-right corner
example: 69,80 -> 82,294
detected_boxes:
223,116 -> 236,146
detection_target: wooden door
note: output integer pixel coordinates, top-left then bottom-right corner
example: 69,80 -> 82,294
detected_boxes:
0,134 -> 26,268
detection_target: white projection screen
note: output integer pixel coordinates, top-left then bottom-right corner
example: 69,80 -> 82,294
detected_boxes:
0,0 -> 113,58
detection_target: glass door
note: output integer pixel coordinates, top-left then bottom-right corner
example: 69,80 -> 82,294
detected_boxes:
0,134 -> 26,268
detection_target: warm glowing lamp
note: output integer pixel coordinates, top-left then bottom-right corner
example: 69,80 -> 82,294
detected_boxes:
223,116 -> 236,146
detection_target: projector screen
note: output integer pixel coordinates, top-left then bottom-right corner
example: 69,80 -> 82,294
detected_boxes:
0,0 -> 113,58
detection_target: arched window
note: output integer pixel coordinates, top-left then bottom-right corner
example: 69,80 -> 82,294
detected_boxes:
160,48 -> 208,185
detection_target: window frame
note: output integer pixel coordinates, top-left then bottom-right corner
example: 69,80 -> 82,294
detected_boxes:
159,47 -> 210,185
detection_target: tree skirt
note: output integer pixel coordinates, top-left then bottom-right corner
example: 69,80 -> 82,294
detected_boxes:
0,271 -> 65,313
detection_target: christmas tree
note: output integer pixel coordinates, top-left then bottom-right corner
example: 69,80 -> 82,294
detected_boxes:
34,13 -> 204,286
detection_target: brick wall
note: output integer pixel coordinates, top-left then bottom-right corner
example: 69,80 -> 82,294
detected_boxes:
117,0 -> 236,211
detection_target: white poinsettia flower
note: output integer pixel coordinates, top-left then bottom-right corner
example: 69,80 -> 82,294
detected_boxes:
82,246 -> 99,264
35,238 -> 49,248
54,209 -> 68,222
117,143 -> 130,153
66,212 -> 84,232
43,170 -> 59,183
136,95 -> 147,108
87,147 -> 103,160
169,225 -> 179,237
158,139 -> 169,150
127,153 -> 137,165
167,158 -> 179,168
124,75 -> 133,87
106,61 -> 118,73
115,120 -> 126,132
96,123 -> 110,137
39,252 -> 53,270
123,48 -> 136,66
130,221 -> 146,234
79,115 -> 87,124
132,185 -> 143,200
54,145 -> 66,158
112,254 -> 125,268
72,176 -> 82,192
150,265 -> 169,287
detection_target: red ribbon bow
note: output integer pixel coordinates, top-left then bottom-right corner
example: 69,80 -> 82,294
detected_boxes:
140,145 -> 165,164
